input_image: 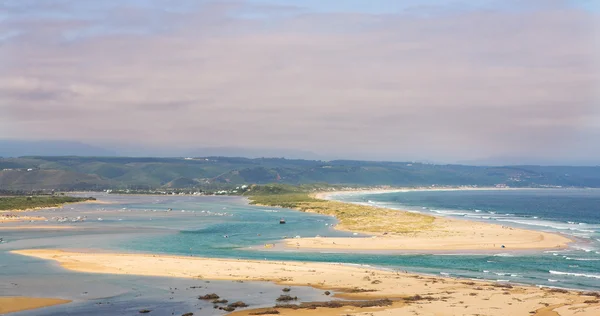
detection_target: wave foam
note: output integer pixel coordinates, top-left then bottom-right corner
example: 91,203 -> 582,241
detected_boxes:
565,257 -> 600,261
549,270 -> 600,279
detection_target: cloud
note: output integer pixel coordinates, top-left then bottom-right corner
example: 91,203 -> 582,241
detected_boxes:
0,0 -> 598,162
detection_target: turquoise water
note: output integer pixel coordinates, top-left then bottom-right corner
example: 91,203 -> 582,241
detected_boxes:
333,189 -> 600,289
110,190 -> 600,291
2,189 -> 600,315
0,196 -> 333,315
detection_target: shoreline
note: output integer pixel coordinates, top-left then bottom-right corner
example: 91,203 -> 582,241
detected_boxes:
0,198 -> 109,214
11,249 -> 600,316
266,188 -> 574,252
312,186 -> 542,200
0,198 -> 112,225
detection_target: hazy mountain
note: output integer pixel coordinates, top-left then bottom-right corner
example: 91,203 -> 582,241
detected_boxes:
459,156 -> 600,167
183,147 -> 323,160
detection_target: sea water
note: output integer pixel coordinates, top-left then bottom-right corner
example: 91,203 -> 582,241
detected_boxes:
2,189 -> 600,315
332,189 -> 600,289
120,190 -> 600,291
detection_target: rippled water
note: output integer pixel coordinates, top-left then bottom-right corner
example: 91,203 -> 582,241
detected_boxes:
332,189 -> 600,290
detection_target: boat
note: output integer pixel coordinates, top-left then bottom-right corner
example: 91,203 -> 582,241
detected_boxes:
279,218 -> 286,224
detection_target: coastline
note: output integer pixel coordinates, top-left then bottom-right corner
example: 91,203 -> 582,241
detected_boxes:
0,297 -> 71,314
12,249 -> 600,316
0,198 -> 111,225
267,188 -> 574,252
312,186 -> 527,200
280,216 -> 572,252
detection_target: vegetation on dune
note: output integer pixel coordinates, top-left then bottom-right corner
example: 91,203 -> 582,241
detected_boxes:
247,185 -> 435,234
0,196 -> 95,211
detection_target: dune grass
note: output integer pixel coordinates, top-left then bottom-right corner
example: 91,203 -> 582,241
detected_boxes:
0,196 -> 95,211
249,193 -> 435,234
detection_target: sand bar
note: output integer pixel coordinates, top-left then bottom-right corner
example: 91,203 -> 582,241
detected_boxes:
267,189 -> 573,252
11,249 -> 600,316
0,215 -> 47,223
0,297 -> 71,314
283,217 -> 571,251
312,187 -> 519,200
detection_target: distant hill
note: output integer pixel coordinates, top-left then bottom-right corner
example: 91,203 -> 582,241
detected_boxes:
0,169 -> 109,190
163,177 -> 201,189
0,140 -> 117,158
1,156 -> 600,191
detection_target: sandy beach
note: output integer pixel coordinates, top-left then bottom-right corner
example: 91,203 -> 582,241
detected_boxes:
271,189 -> 573,252
283,216 -> 571,251
12,249 -> 600,316
311,187 -> 518,201
0,296 -> 71,314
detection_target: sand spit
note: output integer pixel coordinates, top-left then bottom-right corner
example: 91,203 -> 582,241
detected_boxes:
270,189 -> 573,252
283,217 -> 571,251
11,249 -> 600,316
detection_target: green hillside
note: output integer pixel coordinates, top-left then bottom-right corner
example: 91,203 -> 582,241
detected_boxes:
0,196 -> 96,211
0,156 -> 599,191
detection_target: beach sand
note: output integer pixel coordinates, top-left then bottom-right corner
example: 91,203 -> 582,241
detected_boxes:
311,187 -> 516,201
0,297 -> 71,314
276,189 -> 573,252
283,217 -> 571,251
12,249 -> 600,316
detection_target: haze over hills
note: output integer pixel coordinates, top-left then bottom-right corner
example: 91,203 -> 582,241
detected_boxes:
0,140 -> 322,160
1,156 -> 600,191
0,140 -> 117,158
4,140 -> 599,167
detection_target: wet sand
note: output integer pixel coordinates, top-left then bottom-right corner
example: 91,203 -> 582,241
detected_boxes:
12,249 -> 600,316
0,297 -> 71,314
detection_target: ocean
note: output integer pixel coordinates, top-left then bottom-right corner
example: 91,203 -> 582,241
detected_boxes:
2,189 -> 600,314
331,189 -> 600,289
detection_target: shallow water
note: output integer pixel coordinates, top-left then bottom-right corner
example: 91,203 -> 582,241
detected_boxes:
1,250 -> 330,316
334,189 -> 600,290
0,195 -> 337,315
2,189 -> 600,315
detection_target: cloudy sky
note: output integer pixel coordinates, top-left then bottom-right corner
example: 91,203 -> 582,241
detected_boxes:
1,0 -> 599,163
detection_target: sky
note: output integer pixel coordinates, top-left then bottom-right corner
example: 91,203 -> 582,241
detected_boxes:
0,0 -> 599,164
